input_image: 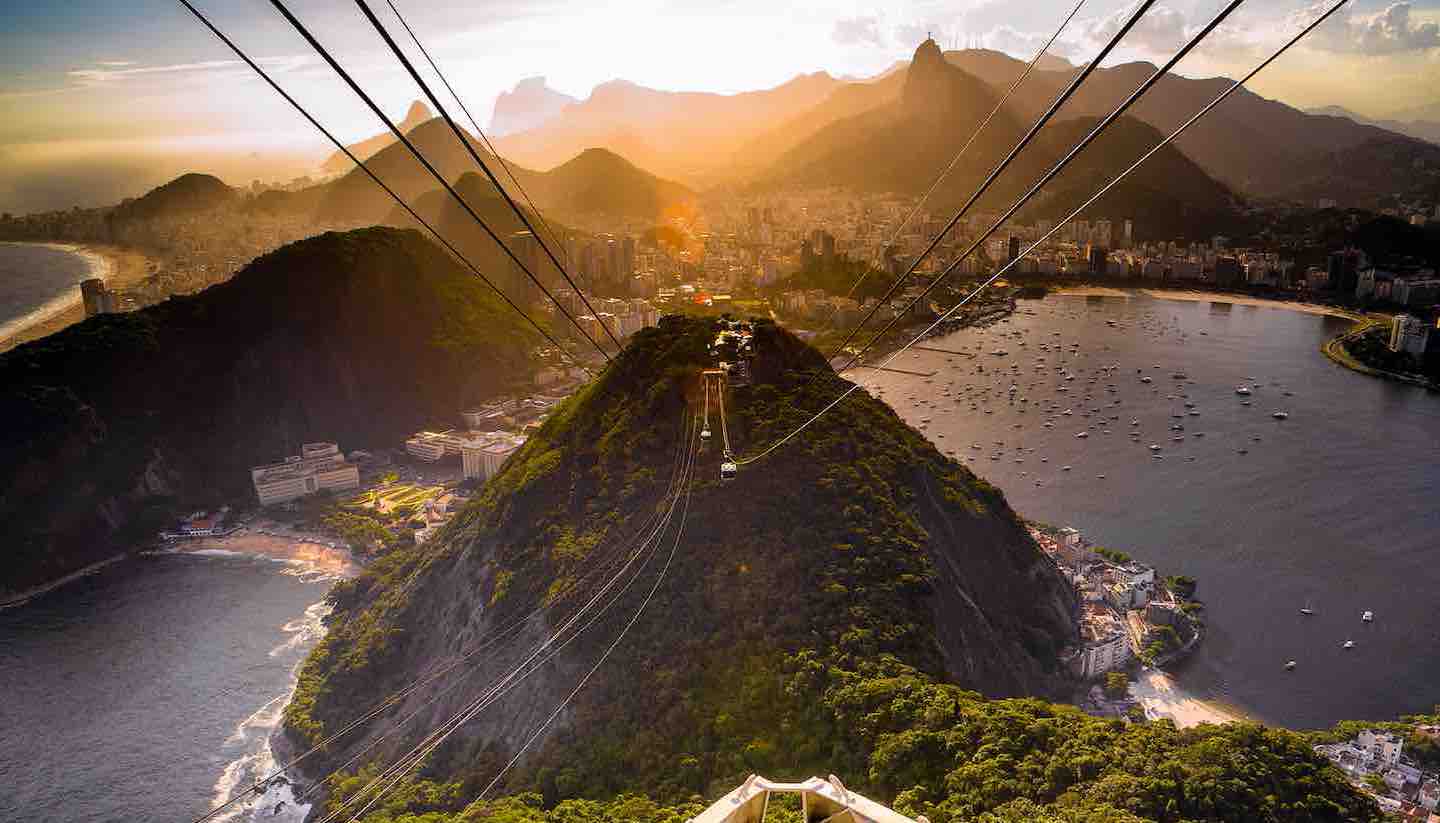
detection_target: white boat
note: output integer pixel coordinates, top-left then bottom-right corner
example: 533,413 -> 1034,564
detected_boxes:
1343,640 -> 1355,649
1300,607 -> 1314,616
1284,660 -> 1297,670
1236,386 -> 1252,395
1272,411 -> 1289,420
1362,610 -> 1374,622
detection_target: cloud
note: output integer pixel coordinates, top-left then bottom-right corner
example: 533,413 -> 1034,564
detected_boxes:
833,15 -> 885,47
1079,3 -> 1189,55
97,61 -> 135,68
68,56 -> 314,85
982,23 -> 1084,59
1303,1 -> 1440,54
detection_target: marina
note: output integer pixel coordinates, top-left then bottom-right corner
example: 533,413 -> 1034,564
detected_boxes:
860,292 -> 1440,728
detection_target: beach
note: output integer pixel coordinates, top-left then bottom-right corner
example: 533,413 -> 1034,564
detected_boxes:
0,242 -> 155,353
1130,669 -> 1248,727
1052,285 -> 1360,320
174,529 -> 360,580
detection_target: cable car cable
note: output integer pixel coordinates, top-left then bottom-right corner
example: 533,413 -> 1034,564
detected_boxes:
383,0 -> 572,272
824,0 -> 1161,362
353,0 -> 623,353
172,0 -> 592,386
263,0 -> 612,361
813,0 -> 1089,336
835,0 -> 1248,375
738,0 -> 1340,467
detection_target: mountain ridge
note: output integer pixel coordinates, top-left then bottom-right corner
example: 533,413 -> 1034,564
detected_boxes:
0,228 -> 539,597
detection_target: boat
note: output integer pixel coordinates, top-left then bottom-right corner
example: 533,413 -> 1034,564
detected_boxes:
1272,411 -> 1289,420
1343,640 -> 1355,649
1235,386 -> 1252,395
1300,607 -> 1314,616
1362,610 -> 1374,622
1284,660 -> 1297,671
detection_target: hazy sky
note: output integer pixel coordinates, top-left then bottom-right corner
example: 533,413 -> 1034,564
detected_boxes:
2,0 -> 1438,212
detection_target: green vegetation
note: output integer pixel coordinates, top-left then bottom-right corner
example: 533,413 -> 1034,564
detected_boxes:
284,316 -> 1378,823
1104,672 -> 1130,700
1093,547 -> 1133,565
0,228 -> 537,593
770,254 -> 890,302
1165,575 -> 1198,600
321,661 -> 1378,823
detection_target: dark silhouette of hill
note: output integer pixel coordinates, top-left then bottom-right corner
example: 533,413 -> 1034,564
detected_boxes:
754,40 -> 1236,239
945,51 -> 1440,205
315,119 -> 692,224
109,173 -> 236,221
0,228 -> 540,598
760,40 -> 1021,204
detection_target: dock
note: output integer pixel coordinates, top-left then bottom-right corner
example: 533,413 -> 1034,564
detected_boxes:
913,345 -> 976,357
856,365 -> 937,377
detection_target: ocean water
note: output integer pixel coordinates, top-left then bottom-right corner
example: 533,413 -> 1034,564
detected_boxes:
0,243 -> 99,339
863,293 -> 1440,728
0,552 -> 338,823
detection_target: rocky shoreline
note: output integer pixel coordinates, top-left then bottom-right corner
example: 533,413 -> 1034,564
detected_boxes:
0,552 -> 129,609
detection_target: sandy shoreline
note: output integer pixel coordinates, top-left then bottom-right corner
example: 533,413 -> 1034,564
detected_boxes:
1130,669 -> 1249,727
1051,285 -> 1360,320
0,242 -> 156,353
171,530 -> 361,579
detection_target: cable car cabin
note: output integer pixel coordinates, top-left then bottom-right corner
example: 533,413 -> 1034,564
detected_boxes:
720,460 -> 738,481
701,427 -> 712,440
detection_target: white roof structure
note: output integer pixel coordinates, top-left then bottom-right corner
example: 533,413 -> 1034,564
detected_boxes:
688,775 -> 923,823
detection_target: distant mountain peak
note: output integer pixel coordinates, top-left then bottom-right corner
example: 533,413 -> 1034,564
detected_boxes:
402,100 -> 431,127
913,37 -> 945,69
489,78 -> 578,137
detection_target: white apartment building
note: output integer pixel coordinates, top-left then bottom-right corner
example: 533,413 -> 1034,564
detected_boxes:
461,432 -> 527,482
251,442 -> 360,506
1358,729 -> 1404,769
1075,605 -> 1132,678
1390,314 -> 1432,355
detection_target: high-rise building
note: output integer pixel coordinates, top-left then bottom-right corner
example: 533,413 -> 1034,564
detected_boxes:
1390,314 -> 1431,355
1088,246 -> 1107,275
820,232 -> 836,263
1328,249 -> 1363,294
80,278 -> 117,316
1094,219 -> 1113,250
1007,236 -> 1020,263
1122,219 -> 1133,249
1214,256 -> 1242,286
509,231 -> 543,299
621,235 -> 636,279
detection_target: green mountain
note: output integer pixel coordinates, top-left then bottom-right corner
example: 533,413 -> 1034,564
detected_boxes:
285,315 -> 1377,823
0,228 -> 541,598
762,39 -> 1020,205
757,40 -> 1237,240
946,51 -> 1440,207
314,119 -> 693,224
109,172 -> 237,221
